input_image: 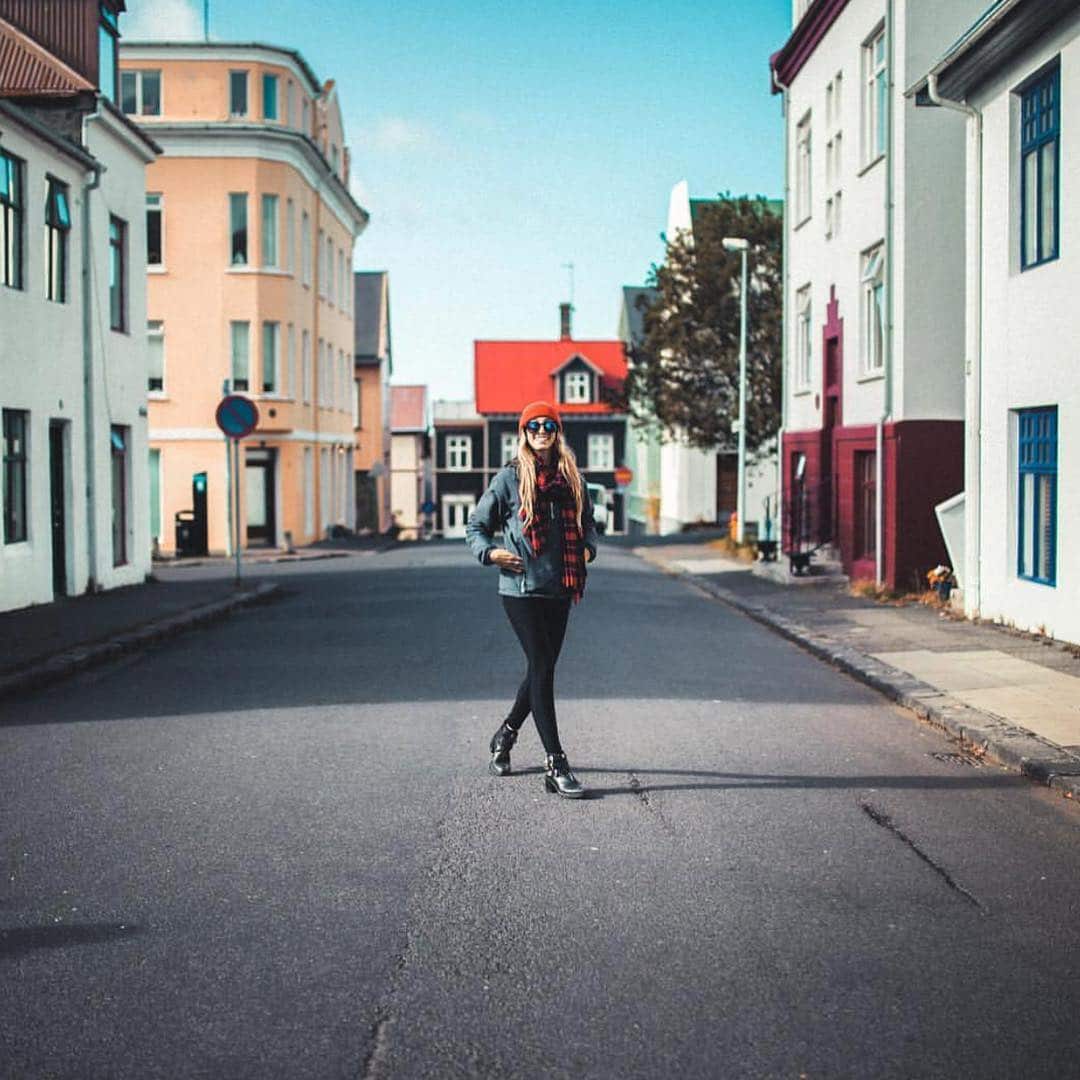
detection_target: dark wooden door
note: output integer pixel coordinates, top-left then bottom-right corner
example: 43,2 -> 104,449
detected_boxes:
49,422 -> 67,596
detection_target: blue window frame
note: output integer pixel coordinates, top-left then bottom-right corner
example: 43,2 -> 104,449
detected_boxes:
1017,407 -> 1057,585
1020,64 -> 1060,270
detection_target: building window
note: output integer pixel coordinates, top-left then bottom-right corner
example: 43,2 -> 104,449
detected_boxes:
109,216 -> 126,332
588,433 -> 614,470
1020,64 -> 1060,270
863,25 -> 887,166
147,320 -> 165,393
287,324 -> 296,397
795,284 -> 812,389
447,435 -> 471,470
263,74 -> 279,120
2,409 -> 28,544
1017,407 -> 1057,585
317,229 -> 326,295
795,111 -> 812,223
860,245 -> 884,373
229,193 -> 248,265
261,194 -> 278,267
1,150 -> 24,290
285,198 -> 295,273
501,431 -> 518,466
110,425 -> 128,566
301,211 -> 311,285
302,97 -> 310,135
230,70 -> 248,116
317,339 -> 325,405
825,73 -> 842,240
98,4 -> 118,103
564,371 -> 591,403
302,329 -> 311,403
326,235 -> 335,303
45,178 -> 71,303
854,451 -> 876,561
355,379 -> 362,428
262,322 -> 279,393
287,81 -> 296,128
120,69 -> 161,115
231,321 -> 250,391
145,193 -> 163,266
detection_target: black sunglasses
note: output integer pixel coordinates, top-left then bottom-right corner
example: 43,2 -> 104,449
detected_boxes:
525,419 -> 559,434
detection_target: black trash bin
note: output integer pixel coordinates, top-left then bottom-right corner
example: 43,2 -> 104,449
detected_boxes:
175,510 -> 197,557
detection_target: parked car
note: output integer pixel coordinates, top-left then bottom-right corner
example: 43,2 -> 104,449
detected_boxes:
587,483 -> 609,535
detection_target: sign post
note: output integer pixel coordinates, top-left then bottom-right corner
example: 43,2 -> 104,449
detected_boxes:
614,465 -> 633,492
215,394 -> 259,582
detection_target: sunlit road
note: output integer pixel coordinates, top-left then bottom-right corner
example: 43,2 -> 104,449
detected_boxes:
3,542 -> 1079,1079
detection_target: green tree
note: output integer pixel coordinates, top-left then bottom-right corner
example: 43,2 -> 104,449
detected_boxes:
617,195 -> 783,456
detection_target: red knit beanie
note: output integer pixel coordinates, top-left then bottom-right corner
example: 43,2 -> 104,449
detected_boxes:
519,401 -> 562,431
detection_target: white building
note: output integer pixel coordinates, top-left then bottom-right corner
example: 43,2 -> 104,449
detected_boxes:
0,9 -> 158,612
770,0 -> 985,587
911,0 -> 1080,642
621,182 -> 780,537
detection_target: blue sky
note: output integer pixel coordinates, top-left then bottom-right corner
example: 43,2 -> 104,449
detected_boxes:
124,0 -> 792,401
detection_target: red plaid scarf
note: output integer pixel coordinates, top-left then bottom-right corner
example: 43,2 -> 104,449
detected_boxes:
521,467 -> 587,602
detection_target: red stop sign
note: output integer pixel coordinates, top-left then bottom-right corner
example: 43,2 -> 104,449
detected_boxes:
614,465 -> 633,488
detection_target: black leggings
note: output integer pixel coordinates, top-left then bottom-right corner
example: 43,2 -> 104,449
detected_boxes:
501,595 -> 572,756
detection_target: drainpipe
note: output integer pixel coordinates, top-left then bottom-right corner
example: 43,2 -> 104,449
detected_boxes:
81,104 -> 105,592
927,71 -> 983,613
773,70 -> 791,548
876,0 -> 896,586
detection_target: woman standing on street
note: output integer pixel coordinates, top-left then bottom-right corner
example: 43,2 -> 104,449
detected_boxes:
465,401 -> 598,799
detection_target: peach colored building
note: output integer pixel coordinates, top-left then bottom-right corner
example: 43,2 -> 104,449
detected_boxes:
389,385 -> 430,541
118,41 -> 368,553
353,271 -> 392,534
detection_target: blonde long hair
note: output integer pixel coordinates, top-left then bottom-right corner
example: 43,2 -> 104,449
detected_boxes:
516,429 -> 585,531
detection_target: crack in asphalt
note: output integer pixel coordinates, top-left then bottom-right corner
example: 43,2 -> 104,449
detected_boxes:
860,801 -> 987,914
628,771 -> 679,838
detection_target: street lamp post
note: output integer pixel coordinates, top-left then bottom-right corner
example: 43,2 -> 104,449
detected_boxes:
723,237 -> 749,544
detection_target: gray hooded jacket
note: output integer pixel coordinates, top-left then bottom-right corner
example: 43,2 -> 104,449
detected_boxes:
465,463 -> 599,598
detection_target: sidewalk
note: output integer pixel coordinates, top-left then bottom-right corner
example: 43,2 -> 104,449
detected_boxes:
636,542 -> 1080,803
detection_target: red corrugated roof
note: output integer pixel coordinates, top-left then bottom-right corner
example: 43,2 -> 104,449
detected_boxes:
390,384 -> 427,431
474,339 -> 627,415
0,16 -> 94,96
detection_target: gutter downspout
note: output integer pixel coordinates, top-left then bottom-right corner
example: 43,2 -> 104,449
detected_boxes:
773,71 -> 791,550
876,0 -> 896,586
81,104 -> 105,592
927,71 -> 983,614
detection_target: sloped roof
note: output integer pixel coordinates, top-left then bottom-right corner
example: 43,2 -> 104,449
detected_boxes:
474,339 -> 627,415
0,16 -> 95,96
354,271 -> 389,364
391,384 -> 427,431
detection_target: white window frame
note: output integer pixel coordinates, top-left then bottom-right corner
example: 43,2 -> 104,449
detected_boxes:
301,211 -> 311,286
501,431 -> 518,465
121,68 -> 162,116
147,319 -> 165,395
262,321 -> 279,394
795,111 -> 812,224
302,329 -> 311,403
825,72 -> 843,240
146,192 -> 164,268
564,370 -> 591,403
447,435 -> 472,470
795,285 -> 812,391
230,320 -> 250,391
229,69 -> 248,117
862,25 -> 887,167
587,433 -> 614,470
261,194 -> 278,268
287,323 -> 296,399
860,245 -> 885,374
285,198 -> 295,273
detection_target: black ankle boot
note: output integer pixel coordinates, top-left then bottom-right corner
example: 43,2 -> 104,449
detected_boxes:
543,752 -> 585,799
489,723 -> 518,777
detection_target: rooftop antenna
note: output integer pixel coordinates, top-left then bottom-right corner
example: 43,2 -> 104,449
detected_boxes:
203,0 -> 210,41
561,261 -> 575,308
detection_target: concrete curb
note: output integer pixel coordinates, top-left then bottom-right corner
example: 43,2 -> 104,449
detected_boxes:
641,552 -> 1080,804
0,582 -> 280,702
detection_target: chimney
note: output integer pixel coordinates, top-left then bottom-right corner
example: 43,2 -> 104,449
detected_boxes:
559,302 -> 573,340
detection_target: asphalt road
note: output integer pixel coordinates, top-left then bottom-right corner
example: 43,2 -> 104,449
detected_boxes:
3,542 -> 1080,1079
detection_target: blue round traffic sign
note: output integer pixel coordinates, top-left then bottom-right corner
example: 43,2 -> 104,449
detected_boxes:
216,394 -> 259,439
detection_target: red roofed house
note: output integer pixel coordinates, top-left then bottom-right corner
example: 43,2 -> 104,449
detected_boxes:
470,304 -> 629,533
389,384 -> 430,539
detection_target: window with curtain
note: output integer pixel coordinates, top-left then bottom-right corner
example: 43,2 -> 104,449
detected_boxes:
230,70 -> 248,116
1,150 -> 25,290
120,69 -> 161,115
262,322 -> 279,393
229,193 -> 247,265
109,216 -> 127,331
45,178 -> 71,303
261,194 -> 278,267
147,320 -> 165,392
860,245 -> 884,373
231,321 -> 250,391
146,193 -> 163,266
